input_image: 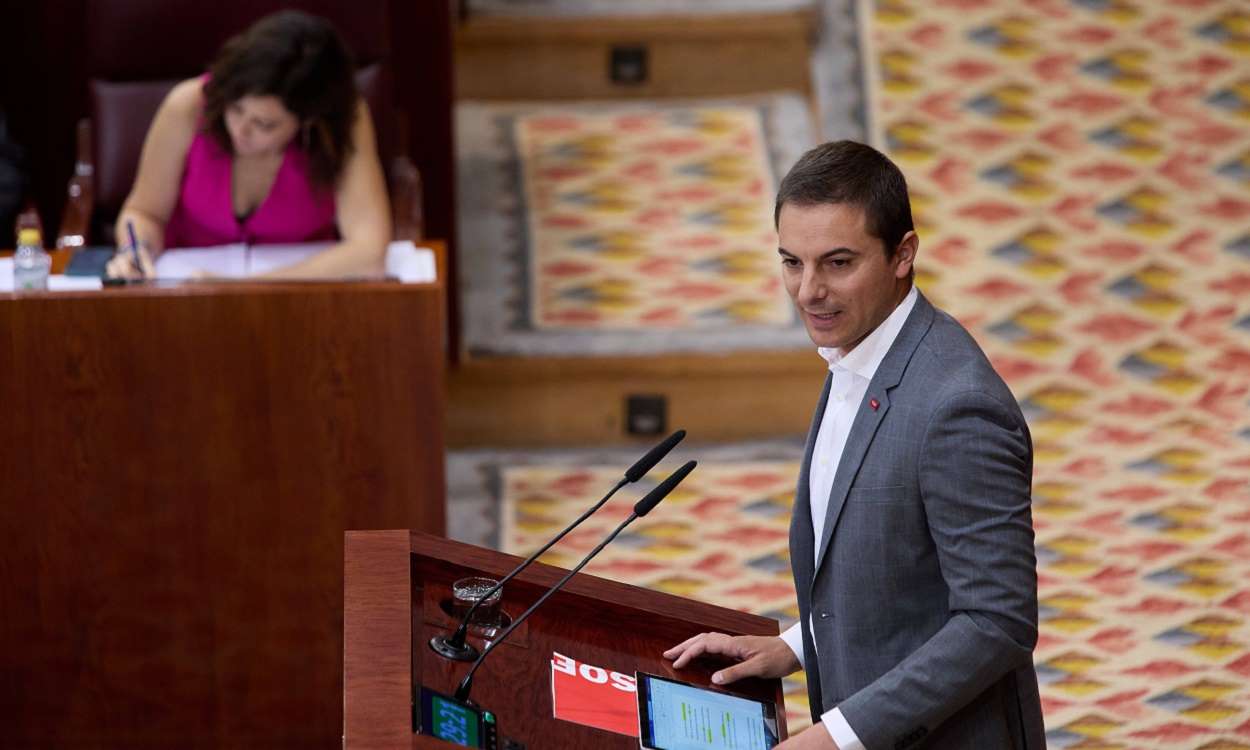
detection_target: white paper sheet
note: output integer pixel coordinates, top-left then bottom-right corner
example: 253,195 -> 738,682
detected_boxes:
48,275 -> 105,291
242,243 -> 329,277
153,244 -> 249,278
153,241 -> 436,283
384,241 -> 437,283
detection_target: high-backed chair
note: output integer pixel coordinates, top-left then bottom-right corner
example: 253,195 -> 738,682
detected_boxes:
57,0 -> 422,248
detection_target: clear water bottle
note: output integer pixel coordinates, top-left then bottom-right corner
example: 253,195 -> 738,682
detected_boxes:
13,227 -> 50,291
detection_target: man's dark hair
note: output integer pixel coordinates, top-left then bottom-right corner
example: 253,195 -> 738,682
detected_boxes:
203,11 -> 357,188
774,140 -> 915,258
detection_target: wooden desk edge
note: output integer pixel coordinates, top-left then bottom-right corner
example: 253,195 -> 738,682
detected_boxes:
345,530 -> 415,749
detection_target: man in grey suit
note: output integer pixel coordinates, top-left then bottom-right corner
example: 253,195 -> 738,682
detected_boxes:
665,141 -> 1045,749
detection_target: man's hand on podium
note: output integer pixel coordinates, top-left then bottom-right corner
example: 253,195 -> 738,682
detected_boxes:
663,633 -> 800,685
665,634 -> 837,749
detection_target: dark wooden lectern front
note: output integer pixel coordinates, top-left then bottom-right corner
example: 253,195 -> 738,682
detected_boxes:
1,281 -> 445,748
344,530 -> 789,749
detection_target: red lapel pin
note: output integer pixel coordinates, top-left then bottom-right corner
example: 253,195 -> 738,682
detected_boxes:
869,398 -> 880,411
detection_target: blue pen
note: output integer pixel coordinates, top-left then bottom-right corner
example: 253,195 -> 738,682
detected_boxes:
126,220 -> 146,279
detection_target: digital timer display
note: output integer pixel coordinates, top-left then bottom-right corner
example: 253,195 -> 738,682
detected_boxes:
416,685 -> 497,749
430,693 -> 481,747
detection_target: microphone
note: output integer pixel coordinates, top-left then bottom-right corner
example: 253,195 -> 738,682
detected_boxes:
625,429 -> 687,483
453,460 -> 697,703
430,430 -> 687,661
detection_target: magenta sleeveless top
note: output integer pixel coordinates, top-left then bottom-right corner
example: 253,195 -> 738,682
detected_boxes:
165,128 -> 337,249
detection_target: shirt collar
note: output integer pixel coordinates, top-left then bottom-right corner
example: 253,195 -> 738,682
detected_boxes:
818,285 -> 919,380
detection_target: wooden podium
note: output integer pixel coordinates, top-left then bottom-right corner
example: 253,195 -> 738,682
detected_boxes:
345,531 -> 789,749
0,280 -> 445,747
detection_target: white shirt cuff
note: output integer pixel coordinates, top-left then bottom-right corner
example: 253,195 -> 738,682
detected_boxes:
821,708 -> 864,750
778,622 -> 805,670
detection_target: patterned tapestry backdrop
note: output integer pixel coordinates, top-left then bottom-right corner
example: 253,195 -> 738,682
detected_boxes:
499,1 -> 1250,747
456,93 -> 816,356
859,0 -> 1250,746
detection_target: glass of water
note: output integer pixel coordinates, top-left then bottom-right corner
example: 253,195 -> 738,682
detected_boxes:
451,576 -> 503,631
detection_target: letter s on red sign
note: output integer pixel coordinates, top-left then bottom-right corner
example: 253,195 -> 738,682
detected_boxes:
610,671 -> 637,692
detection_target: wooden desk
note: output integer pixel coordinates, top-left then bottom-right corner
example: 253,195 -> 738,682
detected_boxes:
345,531 -> 789,749
0,279 -> 446,747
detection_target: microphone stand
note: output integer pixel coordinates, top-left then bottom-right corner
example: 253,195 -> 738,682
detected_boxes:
430,430 -> 687,661
453,460 -> 696,703
429,476 -> 628,660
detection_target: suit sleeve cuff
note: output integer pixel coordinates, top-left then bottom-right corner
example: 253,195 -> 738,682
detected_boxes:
779,621 -> 805,670
821,708 -> 865,750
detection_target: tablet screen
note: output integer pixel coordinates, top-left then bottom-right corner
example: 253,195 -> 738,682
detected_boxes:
636,672 -> 779,750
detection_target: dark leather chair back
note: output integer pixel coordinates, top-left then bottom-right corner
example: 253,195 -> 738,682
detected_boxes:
90,80 -> 177,223
84,0 -> 395,237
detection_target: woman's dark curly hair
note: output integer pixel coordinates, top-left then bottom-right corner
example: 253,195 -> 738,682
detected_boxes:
202,11 -> 356,188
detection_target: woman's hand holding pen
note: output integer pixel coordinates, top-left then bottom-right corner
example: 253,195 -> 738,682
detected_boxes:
105,243 -> 155,280
106,219 -> 156,280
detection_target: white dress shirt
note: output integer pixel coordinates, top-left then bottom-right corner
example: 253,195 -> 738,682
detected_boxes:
780,286 -> 918,750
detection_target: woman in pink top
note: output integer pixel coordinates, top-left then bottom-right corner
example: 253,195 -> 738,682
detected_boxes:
107,11 -> 390,279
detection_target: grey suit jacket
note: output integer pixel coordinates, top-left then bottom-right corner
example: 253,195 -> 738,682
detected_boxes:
789,292 -> 1045,750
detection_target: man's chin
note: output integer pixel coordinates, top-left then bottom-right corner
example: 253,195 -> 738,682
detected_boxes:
804,329 -> 846,350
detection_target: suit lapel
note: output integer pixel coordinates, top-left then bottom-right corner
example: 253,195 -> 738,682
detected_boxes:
791,373 -> 831,602
812,293 -> 937,573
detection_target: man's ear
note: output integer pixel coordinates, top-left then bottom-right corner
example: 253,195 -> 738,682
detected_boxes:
894,231 -> 918,279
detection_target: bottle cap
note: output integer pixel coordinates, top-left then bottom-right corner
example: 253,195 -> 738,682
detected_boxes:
17,228 -> 42,247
